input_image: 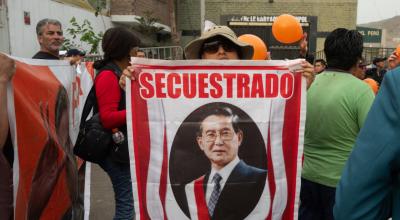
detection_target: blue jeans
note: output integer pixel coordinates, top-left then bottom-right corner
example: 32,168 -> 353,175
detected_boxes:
299,178 -> 335,220
99,157 -> 134,220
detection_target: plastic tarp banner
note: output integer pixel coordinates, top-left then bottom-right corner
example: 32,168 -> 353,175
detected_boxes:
126,58 -> 306,220
4,58 -> 93,219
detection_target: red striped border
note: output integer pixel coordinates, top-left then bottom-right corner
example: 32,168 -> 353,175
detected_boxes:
159,126 -> 168,219
194,177 -> 210,220
131,80 -> 151,220
266,127 -> 275,220
281,73 -> 302,220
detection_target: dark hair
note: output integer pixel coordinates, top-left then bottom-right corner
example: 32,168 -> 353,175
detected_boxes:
197,106 -> 241,136
324,28 -> 363,71
314,59 -> 327,66
36,18 -> 62,36
93,27 -> 140,70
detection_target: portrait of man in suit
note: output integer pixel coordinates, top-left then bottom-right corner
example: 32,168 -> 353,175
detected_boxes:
185,106 -> 267,220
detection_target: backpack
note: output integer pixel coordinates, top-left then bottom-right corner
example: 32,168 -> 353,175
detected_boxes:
73,62 -> 129,164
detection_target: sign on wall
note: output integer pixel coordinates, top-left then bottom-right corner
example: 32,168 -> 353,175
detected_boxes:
357,26 -> 382,43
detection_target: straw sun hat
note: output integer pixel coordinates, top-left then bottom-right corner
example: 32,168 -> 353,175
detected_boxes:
184,25 -> 254,59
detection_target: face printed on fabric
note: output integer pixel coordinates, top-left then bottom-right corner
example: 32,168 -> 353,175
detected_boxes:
201,39 -> 239,60
197,115 -> 243,170
38,24 -> 64,56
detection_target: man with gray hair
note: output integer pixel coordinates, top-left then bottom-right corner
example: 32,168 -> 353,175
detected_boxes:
32,18 -> 64,59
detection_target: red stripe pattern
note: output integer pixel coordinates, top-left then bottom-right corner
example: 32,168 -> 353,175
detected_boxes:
131,80 -> 151,220
281,73 -> 302,220
194,177 -> 210,220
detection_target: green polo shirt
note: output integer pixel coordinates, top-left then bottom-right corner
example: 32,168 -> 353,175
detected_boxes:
302,71 -> 375,187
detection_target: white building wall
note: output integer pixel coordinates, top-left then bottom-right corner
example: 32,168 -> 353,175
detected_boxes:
0,0 -> 10,53
7,0 -> 113,57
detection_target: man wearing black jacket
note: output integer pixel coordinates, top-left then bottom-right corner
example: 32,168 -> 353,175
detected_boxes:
365,57 -> 387,84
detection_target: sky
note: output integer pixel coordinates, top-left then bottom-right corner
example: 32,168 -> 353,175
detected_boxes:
357,0 -> 400,24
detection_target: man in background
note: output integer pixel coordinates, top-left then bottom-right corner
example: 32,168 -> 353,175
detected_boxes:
334,51 -> 400,220
65,48 -> 85,65
365,57 -> 387,84
300,28 -> 375,220
136,50 -> 146,58
314,59 -> 327,74
33,18 -> 64,60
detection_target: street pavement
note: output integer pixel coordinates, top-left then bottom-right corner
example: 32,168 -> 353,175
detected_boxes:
89,164 -> 115,219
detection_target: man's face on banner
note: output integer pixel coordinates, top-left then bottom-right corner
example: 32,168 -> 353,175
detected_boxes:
197,115 -> 243,170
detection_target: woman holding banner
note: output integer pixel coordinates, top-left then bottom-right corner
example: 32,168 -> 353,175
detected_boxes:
93,27 -> 140,220
120,25 -> 315,89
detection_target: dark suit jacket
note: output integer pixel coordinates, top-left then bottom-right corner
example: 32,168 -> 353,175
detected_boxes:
203,160 -> 267,220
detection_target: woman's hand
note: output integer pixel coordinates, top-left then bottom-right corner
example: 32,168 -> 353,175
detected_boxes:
119,65 -> 141,91
299,33 -> 308,57
0,53 -> 16,83
298,60 -> 315,89
388,52 -> 400,70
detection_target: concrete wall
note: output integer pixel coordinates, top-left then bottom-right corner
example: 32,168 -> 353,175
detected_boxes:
0,0 -> 10,53
7,0 -> 113,57
177,0 -> 358,52
111,0 -> 171,27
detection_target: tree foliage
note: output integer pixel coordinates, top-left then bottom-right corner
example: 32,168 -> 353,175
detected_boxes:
62,17 -> 103,54
135,10 -> 164,35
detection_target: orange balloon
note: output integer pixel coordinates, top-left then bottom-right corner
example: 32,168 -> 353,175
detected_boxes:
272,14 -> 303,44
396,44 -> 400,60
238,34 -> 268,60
363,78 -> 379,94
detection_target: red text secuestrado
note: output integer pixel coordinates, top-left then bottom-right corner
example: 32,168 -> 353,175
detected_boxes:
138,72 -> 295,99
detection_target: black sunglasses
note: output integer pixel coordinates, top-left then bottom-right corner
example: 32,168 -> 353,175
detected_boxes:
201,40 -> 238,54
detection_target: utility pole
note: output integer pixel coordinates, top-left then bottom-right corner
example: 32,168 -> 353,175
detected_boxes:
200,0 -> 205,33
168,0 -> 179,45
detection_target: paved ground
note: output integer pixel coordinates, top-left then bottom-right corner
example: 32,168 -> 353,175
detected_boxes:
89,163 -> 115,219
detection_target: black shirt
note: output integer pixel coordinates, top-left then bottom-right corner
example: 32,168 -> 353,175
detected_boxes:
32,51 -> 60,60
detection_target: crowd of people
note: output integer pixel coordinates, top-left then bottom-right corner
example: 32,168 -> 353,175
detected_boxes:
1,16 -> 400,220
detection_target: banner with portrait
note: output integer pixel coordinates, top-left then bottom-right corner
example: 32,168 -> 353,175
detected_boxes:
6,58 -> 94,219
127,58 -> 306,220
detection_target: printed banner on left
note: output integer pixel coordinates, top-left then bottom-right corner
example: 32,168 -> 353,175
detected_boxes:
3,58 -> 93,220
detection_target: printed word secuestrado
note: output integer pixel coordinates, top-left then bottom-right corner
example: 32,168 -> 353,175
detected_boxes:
138,72 -> 295,99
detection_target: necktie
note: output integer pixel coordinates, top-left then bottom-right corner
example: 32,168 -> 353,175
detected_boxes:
208,173 -> 222,216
